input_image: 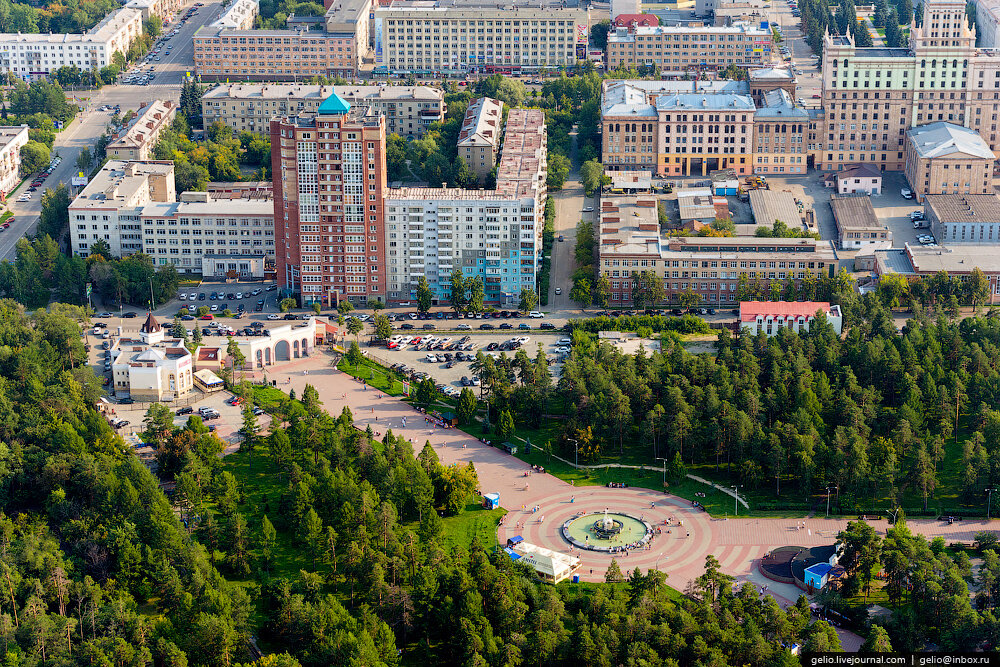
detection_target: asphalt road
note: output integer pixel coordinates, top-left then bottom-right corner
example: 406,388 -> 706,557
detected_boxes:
771,0 -> 823,104
0,0 -> 222,261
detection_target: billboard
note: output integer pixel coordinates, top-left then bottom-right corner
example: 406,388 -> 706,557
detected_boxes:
374,17 -> 383,63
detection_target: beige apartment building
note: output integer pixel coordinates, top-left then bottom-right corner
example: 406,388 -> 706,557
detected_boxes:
270,92 -> 388,306
752,89 -> 809,175
126,0 -> 183,22
815,0 -> 1000,173
194,0 -> 371,78
457,97 -> 504,182
598,197 -> 837,307
0,125 -> 28,197
606,21 -> 774,72
201,83 -> 445,138
602,79 -> 755,177
904,122 -> 995,201
108,100 -> 176,161
373,0 -> 592,74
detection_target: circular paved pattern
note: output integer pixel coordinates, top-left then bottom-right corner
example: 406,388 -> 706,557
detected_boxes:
562,511 -> 650,552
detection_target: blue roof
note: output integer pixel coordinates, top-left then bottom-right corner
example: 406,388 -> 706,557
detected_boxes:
318,92 -> 351,115
805,562 -> 833,576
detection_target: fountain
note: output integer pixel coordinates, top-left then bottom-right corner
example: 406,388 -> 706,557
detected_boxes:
562,508 -> 652,552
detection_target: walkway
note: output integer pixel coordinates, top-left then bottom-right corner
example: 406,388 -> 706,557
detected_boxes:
255,353 -> 991,648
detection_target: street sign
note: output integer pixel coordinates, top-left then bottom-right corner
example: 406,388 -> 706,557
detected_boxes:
86,283 -> 92,298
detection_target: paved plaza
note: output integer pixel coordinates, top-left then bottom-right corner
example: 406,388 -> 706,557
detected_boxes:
164,349 -> 996,650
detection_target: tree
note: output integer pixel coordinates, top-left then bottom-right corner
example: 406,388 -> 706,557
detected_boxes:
19,141 -> 50,175
547,153 -> 571,190
605,559 -> 625,583
468,277 -> 485,313
631,270 -> 664,310
861,625 -> 894,652
227,336 -> 246,371
571,277 -> 592,308
279,297 -> 297,312
473,74 -> 526,108
346,340 -> 364,367
967,267 -> 991,310
518,288 -> 538,313
75,147 -> 93,175
347,317 -> 364,341
416,276 -> 433,313
457,388 -> 477,425
259,515 -> 276,573
337,300 -> 354,315
594,275 -> 611,308
497,410 -> 515,442
590,19 -> 612,49
415,378 -> 436,407
449,269 -> 468,313
580,159 -> 606,196
373,314 -> 392,341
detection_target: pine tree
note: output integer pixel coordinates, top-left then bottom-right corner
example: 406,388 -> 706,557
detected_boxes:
605,559 -> 625,583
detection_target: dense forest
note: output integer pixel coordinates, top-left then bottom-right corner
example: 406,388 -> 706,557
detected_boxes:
0,0 -> 120,34
0,299 -> 874,664
549,296 -> 1000,517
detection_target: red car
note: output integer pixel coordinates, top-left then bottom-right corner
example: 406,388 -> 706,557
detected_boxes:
200,314 -> 214,320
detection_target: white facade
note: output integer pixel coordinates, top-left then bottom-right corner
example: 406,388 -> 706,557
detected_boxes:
211,0 -> 259,30
384,190 -> 539,304
108,100 -> 177,161
976,0 -> 1000,48
237,318 -> 319,369
0,125 -> 28,197
0,7 -> 144,80
739,302 -> 843,336
70,161 -> 274,274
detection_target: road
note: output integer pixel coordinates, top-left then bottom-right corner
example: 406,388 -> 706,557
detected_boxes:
771,0 -> 823,104
548,130 -> 591,310
0,0 -> 223,261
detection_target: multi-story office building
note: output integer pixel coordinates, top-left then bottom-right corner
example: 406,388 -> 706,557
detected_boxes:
606,21 -> 774,72
925,193 -> 1000,243
270,92 -> 387,306
874,243 -> 1000,304
373,0 -> 592,74
752,89 -> 809,175
108,100 -> 176,161
904,122 -> 995,200
385,108 -> 547,305
194,0 -> 371,79
602,79 -> 755,177
0,7 -> 143,80
816,0 -> 1000,172
0,125 -> 29,197
69,161 -> 274,276
598,196 -> 837,306
457,97 -> 504,182
201,83 -> 445,137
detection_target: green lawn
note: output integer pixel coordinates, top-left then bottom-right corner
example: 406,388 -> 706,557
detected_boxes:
251,384 -> 294,411
0,211 -> 12,224
436,500 -> 507,549
337,358 -> 407,396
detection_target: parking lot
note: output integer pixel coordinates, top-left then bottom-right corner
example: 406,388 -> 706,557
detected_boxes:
374,331 -> 572,393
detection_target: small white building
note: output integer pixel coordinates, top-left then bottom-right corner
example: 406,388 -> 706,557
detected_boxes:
236,317 -> 320,369
110,313 -> 195,401
835,164 -> 882,195
739,301 -> 843,337
508,540 -> 581,584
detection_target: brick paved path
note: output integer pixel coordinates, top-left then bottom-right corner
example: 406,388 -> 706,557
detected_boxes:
254,353 -> 992,649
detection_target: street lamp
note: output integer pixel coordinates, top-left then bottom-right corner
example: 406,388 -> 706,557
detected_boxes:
988,488 -> 998,520
568,438 -> 579,468
825,485 -> 838,519
732,485 -> 741,517
656,457 -> 669,486
654,554 -> 668,571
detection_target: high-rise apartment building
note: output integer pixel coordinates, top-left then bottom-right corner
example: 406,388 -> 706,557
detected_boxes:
817,0 -> 1000,172
270,92 -> 387,307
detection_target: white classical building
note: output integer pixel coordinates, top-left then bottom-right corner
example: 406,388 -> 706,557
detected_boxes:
109,313 -> 195,401
739,301 -> 843,336
235,317 -> 320,369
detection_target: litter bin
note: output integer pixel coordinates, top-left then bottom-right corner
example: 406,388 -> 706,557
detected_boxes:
572,575 -> 579,584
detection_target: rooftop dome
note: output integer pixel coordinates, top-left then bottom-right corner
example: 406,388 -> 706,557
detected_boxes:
318,91 -> 351,115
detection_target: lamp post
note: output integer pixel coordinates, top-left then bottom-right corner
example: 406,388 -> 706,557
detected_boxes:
655,554 -> 668,571
732,485 -> 741,517
568,438 -> 579,468
988,488 -> 998,520
825,485 -> 838,519
656,457 -> 669,486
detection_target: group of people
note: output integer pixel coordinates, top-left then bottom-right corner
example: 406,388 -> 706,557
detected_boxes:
606,482 -> 629,489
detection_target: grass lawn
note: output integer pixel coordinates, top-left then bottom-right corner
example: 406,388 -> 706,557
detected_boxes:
251,384 -> 294,411
338,358 -> 407,396
875,27 -> 886,36
435,499 -> 507,549
0,211 -> 11,224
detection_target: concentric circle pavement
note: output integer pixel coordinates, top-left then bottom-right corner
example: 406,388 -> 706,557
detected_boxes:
252,354 -> 998,602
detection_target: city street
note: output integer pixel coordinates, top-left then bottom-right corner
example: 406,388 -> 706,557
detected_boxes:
0,0 -> 223,261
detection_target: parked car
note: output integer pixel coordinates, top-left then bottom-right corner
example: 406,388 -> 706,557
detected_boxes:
176,406 -> 194,416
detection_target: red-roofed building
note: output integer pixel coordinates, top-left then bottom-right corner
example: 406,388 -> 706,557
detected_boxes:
739,301 -> 843,336
613,13 -> 659,29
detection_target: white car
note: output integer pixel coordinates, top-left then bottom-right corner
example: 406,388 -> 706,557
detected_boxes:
457,323 -> 471,330
518,336 -> 530,344
555,346 -> 571,354
179,293 -> 187,301
557,338 -> 571,345
529,311 -> 543,318
425,354 -> 439,363
267,313 -> 280,320
189,292 -> 197,300
235,292 -> 243,299
583,206 -> 594,212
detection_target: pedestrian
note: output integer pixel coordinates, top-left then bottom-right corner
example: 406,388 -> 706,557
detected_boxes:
539,515 -> 544,523
651,501 -> 655,509
686,531 -> 690,538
